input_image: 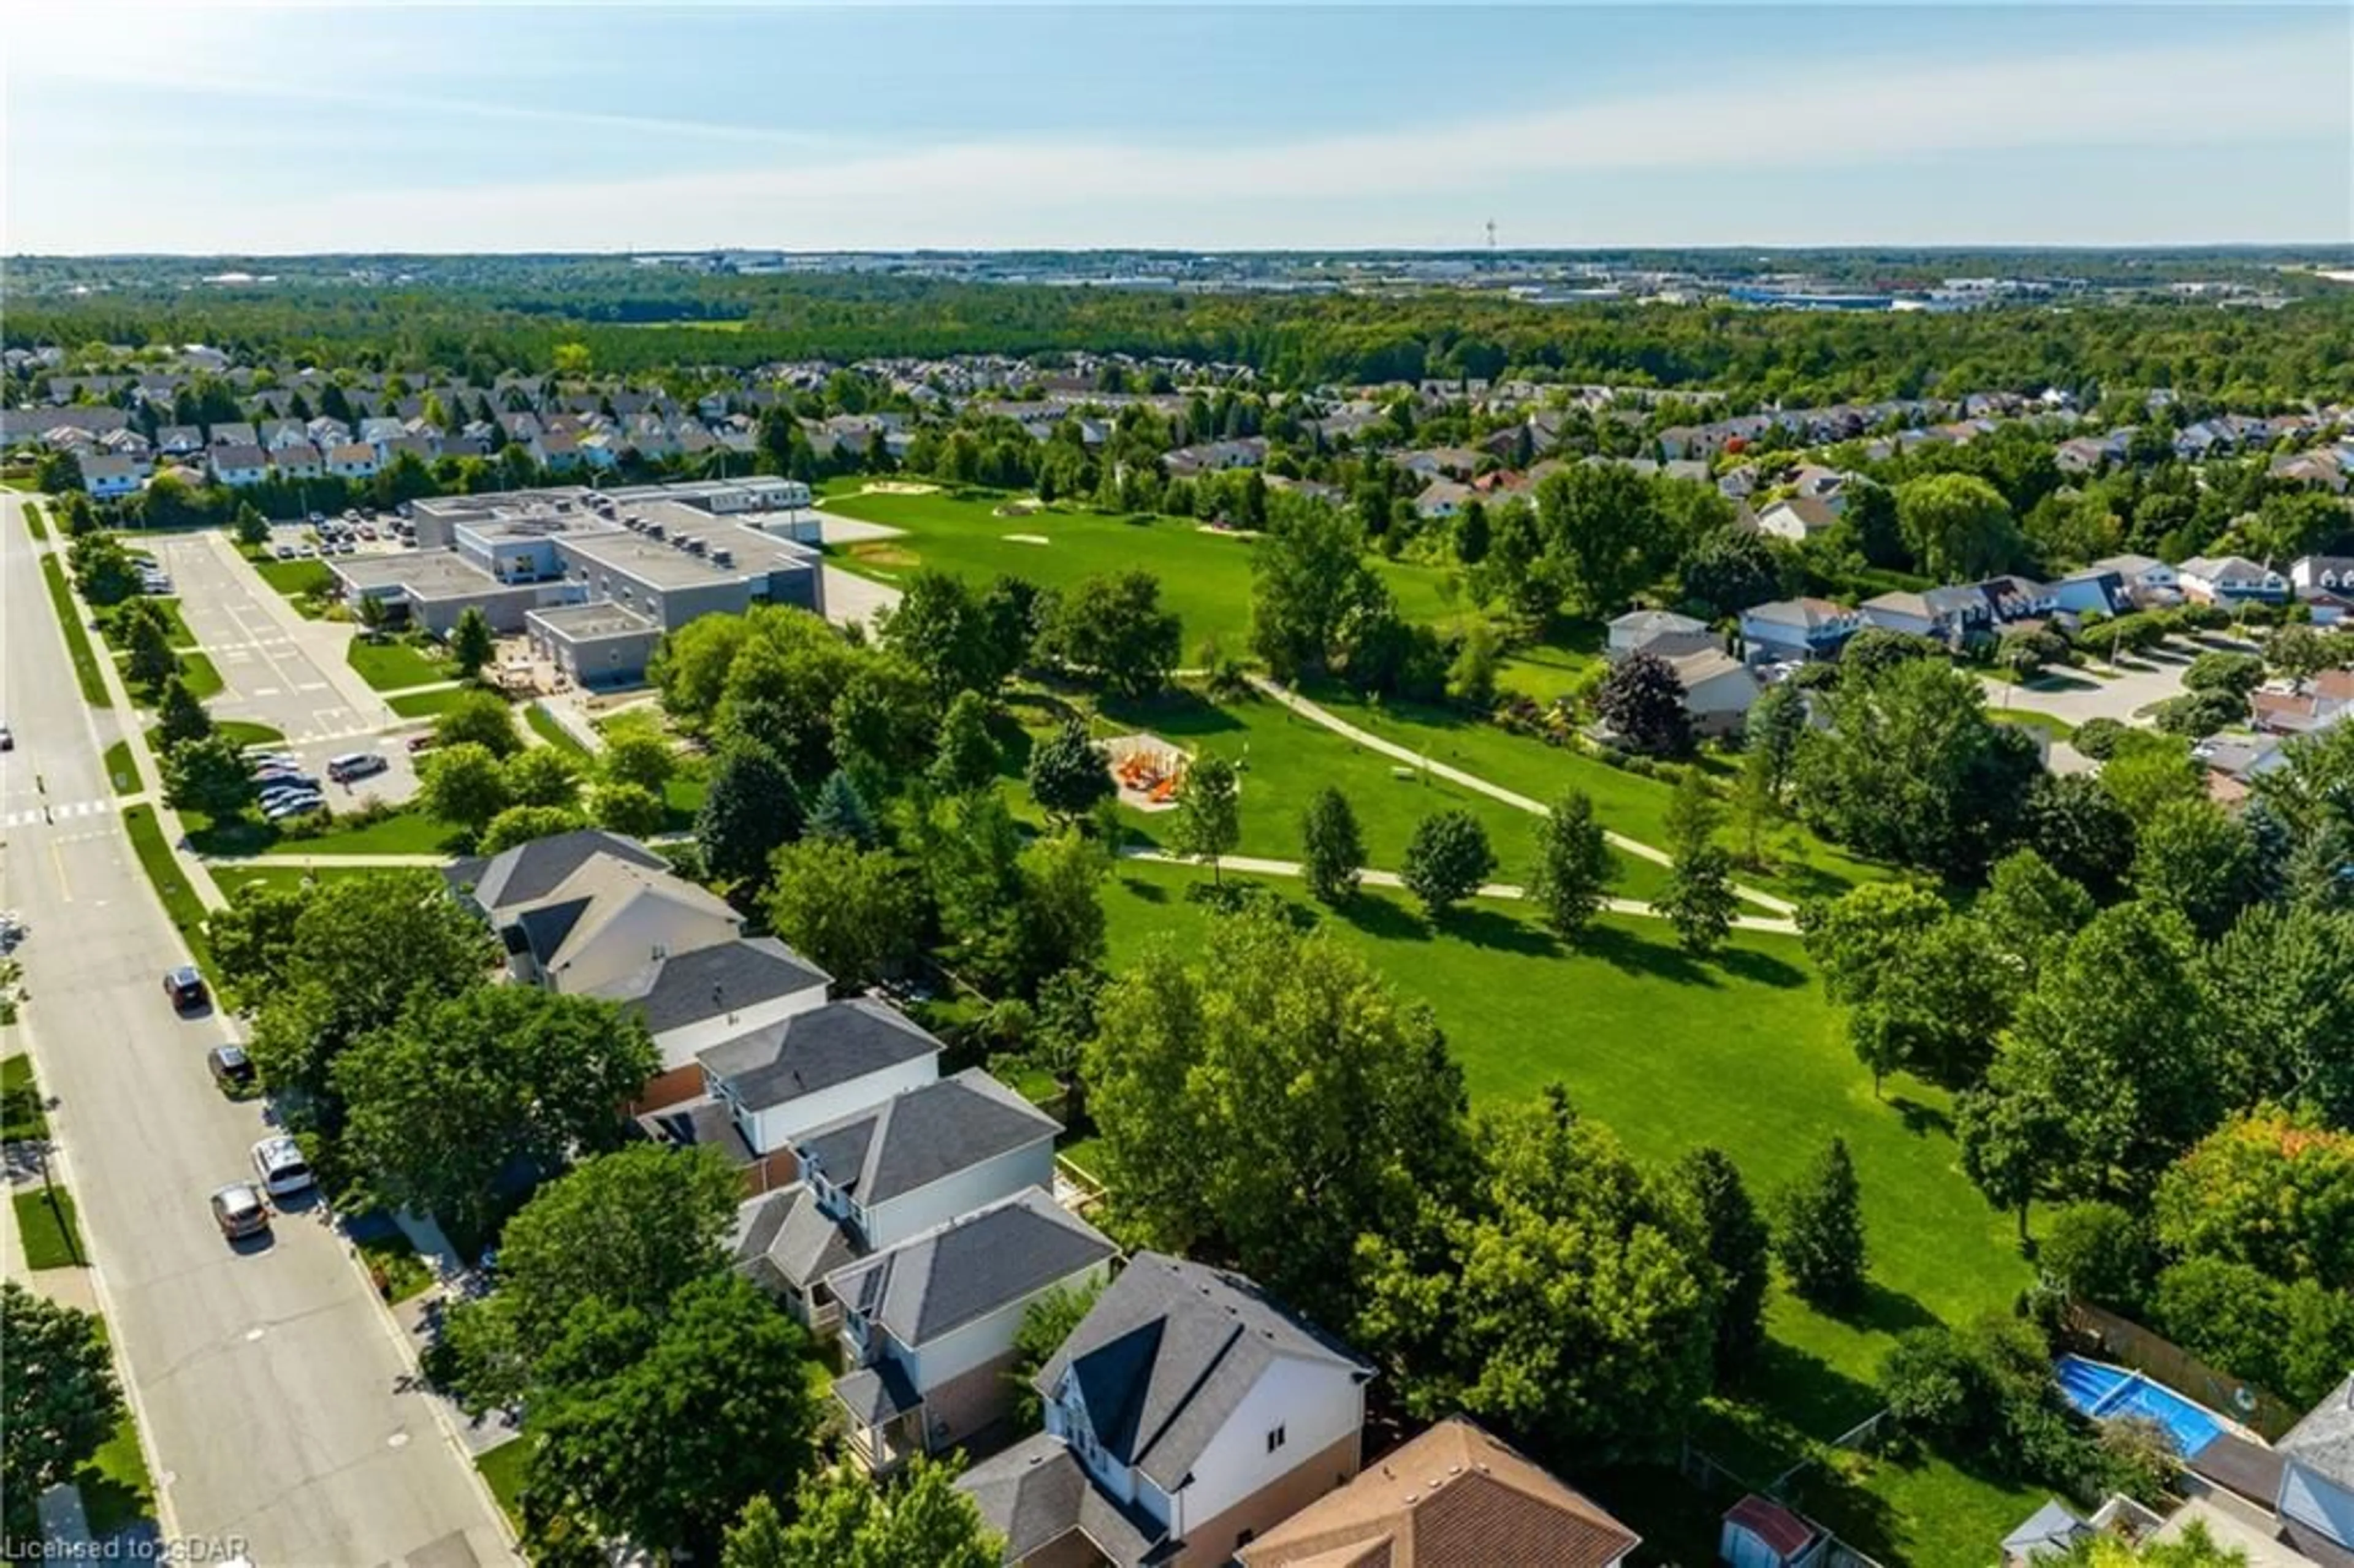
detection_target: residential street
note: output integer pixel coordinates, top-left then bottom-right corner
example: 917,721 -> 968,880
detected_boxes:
1,496 -> 514,1568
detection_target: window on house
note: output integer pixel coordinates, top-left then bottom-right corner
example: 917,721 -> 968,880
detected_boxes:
1265,1425 -> 1286,1453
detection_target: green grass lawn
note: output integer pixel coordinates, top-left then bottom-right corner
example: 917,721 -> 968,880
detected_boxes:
122,805 -> 215,976
190,802 -> 458,860
1097,859 -> 2032,1561
39,557 -> 112,707
211,863 -> 380,902
22,498 -> 50,536
14,1185 -> 87,1268
357,1228 -> 438,1305
97,598 -> 197,652
102,739 -> 140,796
1991,708 -> 2078,742
389,687 -> 474,718
137,721 -> 284,772
821,485 -> 1453,653
1301,685 -> 1894,904
525,703 -> 592,757
348,636 -> 452,691
250,555 -> 337,599
2,1054 -> 50,1142
1092,686 -> 1669,899
77,1415 -> 158,1536
173,650 -> 223,701
476,1434 -> 531,1526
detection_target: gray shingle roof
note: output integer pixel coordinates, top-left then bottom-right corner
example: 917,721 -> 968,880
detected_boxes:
593,937 -> 831,1039
824,1189 -> 1114,1349
834,1358 -> 922,1425
2279,1373 -> 2354,1486
445,829 -> 668,911
794,1068 -> 1060,1208
730,1183 -> 864,1295
697,998 -> 942,1114
1037,1251 -> 1371,1494
956,1432 -> 1167,1566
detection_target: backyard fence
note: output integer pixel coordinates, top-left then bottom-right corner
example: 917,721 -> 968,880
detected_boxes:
2063,1300 -> 2298,1441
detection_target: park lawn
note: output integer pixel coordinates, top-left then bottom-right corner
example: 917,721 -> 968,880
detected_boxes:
102,740 -> 140,796
525,703 -> 592,757
1303,685 -> 1895,904
348,636 -> 452,691
122,805 -> 215,977
389,687 -> 473,718
40,556 -> 112,707
14,1184 -> 88,1268
2,1055 -> 50,1142
1094,687 -> 1669,900
821,486 -> 1450,655
1098,861 -> 2029,1458
250,807 -> 459,858
128,651 -> 224,705
96,598 -> 199,652
251,555 -> 336,599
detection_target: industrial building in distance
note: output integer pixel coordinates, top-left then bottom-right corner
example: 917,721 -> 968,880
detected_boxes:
330,476 -> 822,687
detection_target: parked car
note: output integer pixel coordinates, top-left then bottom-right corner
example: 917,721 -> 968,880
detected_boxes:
207,1045 -> 256,1093
327,752 -> 387,784
405,734 -> 435,754
210,1182 -> 271,1241
248,752 -> 301,769
163,965 -> 207,1011
262,796 -> 326,823
250,1136 -> 314,1198
0,721 -> 13,752
273,544 -> 297,560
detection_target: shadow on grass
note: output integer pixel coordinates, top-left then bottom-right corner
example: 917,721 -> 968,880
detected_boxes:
1787,1463 -> 1908,1566
1579,922 -> 1718,988
1889,1095 -> 1956,1140
1714,945 -> 1808,989
1742,1333 -> 1886,1447
1117,875 -> 1170,905
1100,687 -> 1246,739
1751,854 -> 1860,905
1335,892 -> 1436,946
1441,905 -> 1560,959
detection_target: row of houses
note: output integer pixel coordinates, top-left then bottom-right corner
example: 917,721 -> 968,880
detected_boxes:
444,829 -> 1650,1567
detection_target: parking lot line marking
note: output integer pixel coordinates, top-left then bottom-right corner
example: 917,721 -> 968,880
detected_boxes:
51,842 -> 71,900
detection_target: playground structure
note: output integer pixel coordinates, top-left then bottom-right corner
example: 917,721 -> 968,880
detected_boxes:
1105,733 -> 1189,812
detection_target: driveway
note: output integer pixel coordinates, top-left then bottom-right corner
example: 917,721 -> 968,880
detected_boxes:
1979,641 -> 2212,728
153,533 -> 394,745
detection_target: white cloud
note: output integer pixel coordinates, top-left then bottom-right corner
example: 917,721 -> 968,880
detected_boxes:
14,18 -> 2349,250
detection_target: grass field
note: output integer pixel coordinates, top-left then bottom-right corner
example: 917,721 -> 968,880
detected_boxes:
14,1184 -> 87,1268
821,484 -> 1454,652
191,801 -> 459,860
102,739 -> 140,796
40,556 -> 113,707
212,863 -> 381,900
22,498 -> 50,536
389,687 -> 473,718
2,1054 -> 50,1142
1097,859 -> 2031,1564
525,703 -> 592,757
78,1415 -> 158,1536
249,555 -> 337,599
348,637 -> 451,691
174,650 -> 224,701
476,1435 -> 531,1526
123,804 -> 217,975
97,598 -> 198,652
1300,684 -> 1893,904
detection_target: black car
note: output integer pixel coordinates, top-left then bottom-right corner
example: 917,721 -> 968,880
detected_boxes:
207,1045 -> 256,1092
163,965 -> 208,1011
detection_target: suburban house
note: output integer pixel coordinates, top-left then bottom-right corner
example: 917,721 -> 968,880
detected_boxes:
2046,568 -> 2133,618
1412,479 -> 1474,522
326,441 -> 381,480
1859,584 -> 1997,645
208,421 -> 259,448
261,419 -> 310,451
1739,598 -> 1865,663
2251,670 -> 2354,735
2090,553 -> 2182,606
445,829 -> 738,989
208,444 -> 271,487
1663,647 -> 1761,736
959,1251 -> 1374,1567
733,1068 -> 1062,1330
2277,1372 -> 2354,1556
1606,608 -> 1713,661
154,424 -> 204,455
588,934 -> 832,1107
830,1190 -> 1117,1472
2291,556 -> 2354,626
1160,438 -> 1267,478
1238,1415 -> 1640,1568
693,998 -> 945,1174
273,441 -> 324,479
80,452 -> 150,498
1754,495 -> 1841,543
2177,555 -> 2290,606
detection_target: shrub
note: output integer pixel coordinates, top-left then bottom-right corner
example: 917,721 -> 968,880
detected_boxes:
2038,1201 -> 2153,1314
2071,717 -> 2128,761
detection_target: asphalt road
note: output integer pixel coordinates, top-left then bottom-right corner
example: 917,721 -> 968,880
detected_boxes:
1,497 -> 513,1568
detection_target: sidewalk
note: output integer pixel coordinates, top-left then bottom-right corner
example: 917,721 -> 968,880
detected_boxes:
1,1155 -> 101,1314
1247,676 -> 1797,916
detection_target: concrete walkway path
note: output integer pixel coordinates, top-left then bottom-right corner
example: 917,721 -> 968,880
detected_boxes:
200,851 -> 450,869
1246,676 -> 1797,916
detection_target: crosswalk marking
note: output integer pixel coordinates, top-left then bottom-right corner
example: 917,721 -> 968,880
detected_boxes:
2,799 -> 115,829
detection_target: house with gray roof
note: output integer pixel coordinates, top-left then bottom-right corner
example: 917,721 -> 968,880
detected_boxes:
698,998 -> 942,1157
1607,607 -> 1713,662
1739,596 -> 1866,664
2277,1374 -> 2354,1556
445,829 -> 737,994
588,934 -> 832,1106
829,1190 -> 1116,1472
961,1251 -> 1373,1567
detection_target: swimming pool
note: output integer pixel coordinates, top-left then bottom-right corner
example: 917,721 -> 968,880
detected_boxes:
2053,1354 -> 2225,1456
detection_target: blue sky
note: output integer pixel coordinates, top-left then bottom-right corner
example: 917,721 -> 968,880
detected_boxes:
7,4 -> 2348,253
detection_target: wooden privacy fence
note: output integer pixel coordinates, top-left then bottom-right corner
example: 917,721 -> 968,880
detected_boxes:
2065,1299 -> 2299,1441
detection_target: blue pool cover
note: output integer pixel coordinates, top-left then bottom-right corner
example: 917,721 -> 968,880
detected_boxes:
2053,1354 -> 2225,1456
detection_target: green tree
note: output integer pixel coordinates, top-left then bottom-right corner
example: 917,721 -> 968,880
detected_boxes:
123,603 -> 180,689
930,690 -> 1002,796
2201,905 -> 2354,1124
1042,571 -> 1181,698
1973,848 -> 2094,985
504,746 -> 584,812
33,447 -> 85,495
1299,785 -> 1365,905
450,607 -> 496,683
1680,524 -> 1782,617
2267,623 -> 2342,687
806,768 -> 877,847
1677,1146 -> 1772,1379
600,730 -> 676,797
154,675 -> 214,751
1085,907 -> 1473,1324
736,1458 -> 1002,1568
435,690 -> 524,757
479,805 -> 588,854
1895,472 -> 2021,579
1401,809 -> 1495,921
766,837 -> 918,991
0,1283 -> 124,1540
337,986 -> 656,1243
1656,771 -> 1737,956
1025,720 -> 1113,821
880,571 -> 1018,701
1594,650 -> 1692,758
1534,462 -> 1655,615
1249,503 -> 1385,678
2131,797 -> 2256,941
1170,754 -> 1241,884
2040,1202 -> 2154,1313
419,742 -> 514,836
1773,1138 -> 1868,1310
205,882 -> 312,1002
1007,1281 -> 1103,1431
2153,1108 -> 2354,1290
1528,789 -> 1612,941
589,782 -> 665,839
164,733 -> 257,819
695,739 -> 802,891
